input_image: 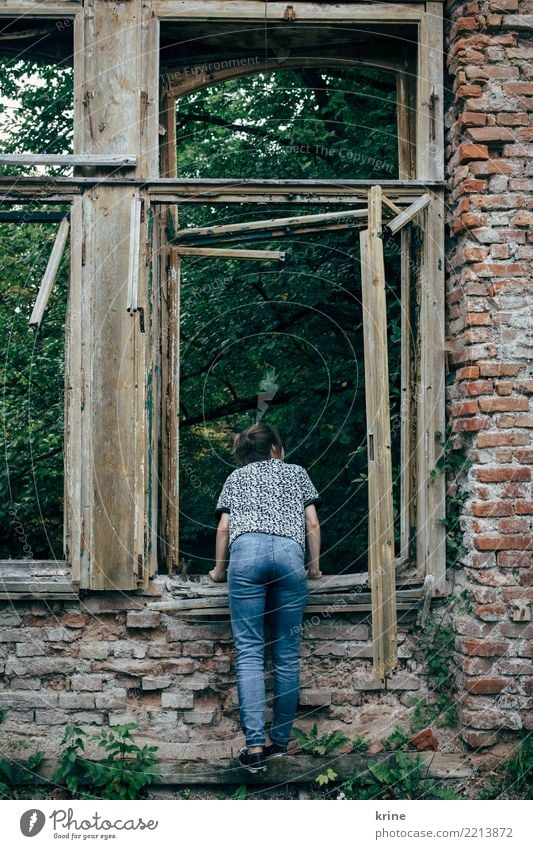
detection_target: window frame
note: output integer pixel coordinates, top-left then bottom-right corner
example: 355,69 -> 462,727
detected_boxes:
0,2 -> 445,620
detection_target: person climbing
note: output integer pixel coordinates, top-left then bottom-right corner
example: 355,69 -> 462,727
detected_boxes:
209,422 -> 322,773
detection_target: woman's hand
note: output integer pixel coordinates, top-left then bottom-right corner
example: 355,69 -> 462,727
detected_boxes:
307,568 -> 322,580
208,568 -> 227,583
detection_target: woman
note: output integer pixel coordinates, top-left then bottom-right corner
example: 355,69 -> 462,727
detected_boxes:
209,422 -> 322,773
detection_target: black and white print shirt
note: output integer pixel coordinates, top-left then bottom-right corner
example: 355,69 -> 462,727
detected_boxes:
215,458 -> 322,552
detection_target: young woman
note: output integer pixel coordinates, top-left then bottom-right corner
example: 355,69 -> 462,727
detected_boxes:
209,422 -> 322,773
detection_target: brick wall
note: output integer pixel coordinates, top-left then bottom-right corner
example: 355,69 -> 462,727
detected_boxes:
0,588 -> 429,763
445,0 -> 533,748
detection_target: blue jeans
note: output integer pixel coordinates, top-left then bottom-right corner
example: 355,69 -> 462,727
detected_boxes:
228,532 -> 308,748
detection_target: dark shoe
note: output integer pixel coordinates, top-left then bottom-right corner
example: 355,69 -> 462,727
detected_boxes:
239,748 -> 266,773
263,742 -> 288,759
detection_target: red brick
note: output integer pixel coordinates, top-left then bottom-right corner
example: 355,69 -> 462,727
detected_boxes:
474,534 -> 533,551
452,416 -> 491,432
466,312 -> 493,326
516,380 -> 533,394
451,400 -> 479,417
512,212 -> 533,227
466,379 -> 494,395
494,448 -> 513,463
504,83 -> 533,96
476,432 -> 528,447
516,501 -> 533,515
459,639 -> 510,657
465,678 -> 509,694
477,570 -> 517,586
496,112 -> 529,126
489,0 -> 518,9
498,552 -> 533,568
515,414 -> 533,427
461,729 -> 500,748
478,361 -> 523,377
474,603 -> 507,620
498,518 -> 529,534
468,127 -> 515,143
471,501 -> 514,517
475,467 -> 531,482
513,449 -> 533,464
457,365 -> 480,380
519,642 -> 533,658
478,397 -> 529,413
495,381 -> 513,396
457,143 -> 490,163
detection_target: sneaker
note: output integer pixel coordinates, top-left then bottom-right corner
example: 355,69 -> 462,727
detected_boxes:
263,742 -> 288,759
238,747 -> 266,773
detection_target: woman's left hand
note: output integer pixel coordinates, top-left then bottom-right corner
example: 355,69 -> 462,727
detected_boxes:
208,568 -> 226,583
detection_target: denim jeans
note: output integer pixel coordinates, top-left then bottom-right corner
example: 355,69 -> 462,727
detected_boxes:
228,532 -> 308,748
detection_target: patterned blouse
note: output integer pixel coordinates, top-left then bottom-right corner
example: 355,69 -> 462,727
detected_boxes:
215,458 -> 322,552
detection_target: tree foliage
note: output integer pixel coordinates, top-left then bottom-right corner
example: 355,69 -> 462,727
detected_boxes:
0,59 -> 402,572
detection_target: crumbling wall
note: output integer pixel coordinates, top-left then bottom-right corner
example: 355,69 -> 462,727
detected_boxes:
0,585 -> 433,762
445,0 -> 533,749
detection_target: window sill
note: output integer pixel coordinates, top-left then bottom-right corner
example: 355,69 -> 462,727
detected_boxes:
147,572 -> 450,619
0,560 -> 78,599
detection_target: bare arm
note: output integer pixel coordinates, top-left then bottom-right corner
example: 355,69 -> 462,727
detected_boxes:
305,504 -> 322,579
209,512 -> 230,582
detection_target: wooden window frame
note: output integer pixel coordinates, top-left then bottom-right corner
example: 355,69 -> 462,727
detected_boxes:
0,2 -> 445,640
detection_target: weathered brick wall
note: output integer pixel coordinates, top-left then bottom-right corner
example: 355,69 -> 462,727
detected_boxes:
0,588 -> 429,763
445,0 -> 533,748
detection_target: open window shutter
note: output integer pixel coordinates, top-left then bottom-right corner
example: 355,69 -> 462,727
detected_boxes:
359,185 -> 398,679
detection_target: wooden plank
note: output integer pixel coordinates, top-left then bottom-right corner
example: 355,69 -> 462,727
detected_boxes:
424,193 -> 447,592
0,2 -> 79,18
0,560 -> 69,577
75,1 -> 146,590
166,250 -> 181,575
29,217 -> 69,328
149,589 -> 422,612
162,603 -> 417,618
360,186 -> 397,680
174,208 -> 369,244
399,224 -> 415,570
154,2 -> 425,22
0,154 -> 136,167
176,247 -> 286,261
397,68 -> 416,181
417,5 -> 444,181
63,198 -> 83,583
133,196 -> 150,588
383,193 -> 431,236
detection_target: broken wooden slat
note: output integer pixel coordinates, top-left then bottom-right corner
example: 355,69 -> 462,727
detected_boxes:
28,216 -> 69,328
174,208 -> 369,244
160,602 -> 418,618
176,247 -> 285,261
360,185 -> 397,680
0,154 -> 136,167
383,193 -> 431,236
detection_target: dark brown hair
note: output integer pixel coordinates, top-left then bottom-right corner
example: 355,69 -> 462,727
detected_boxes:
231,422 -> 284,466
